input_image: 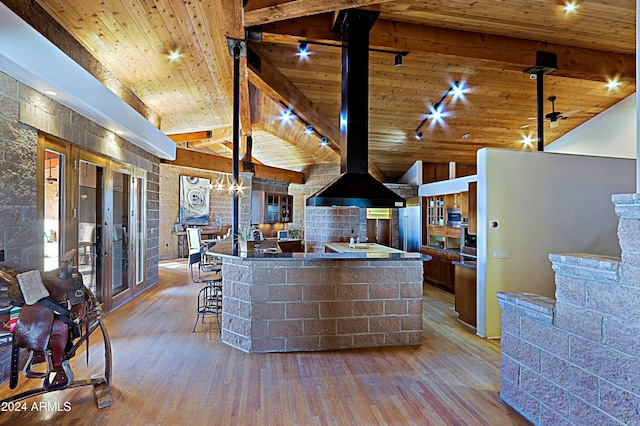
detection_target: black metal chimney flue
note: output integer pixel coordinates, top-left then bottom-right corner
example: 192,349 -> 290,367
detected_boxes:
305,9 -> 406,208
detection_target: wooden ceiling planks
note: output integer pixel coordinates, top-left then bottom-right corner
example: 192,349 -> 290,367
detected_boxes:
33,0 -> 637,181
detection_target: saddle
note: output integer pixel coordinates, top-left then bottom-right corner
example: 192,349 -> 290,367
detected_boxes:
0,250 -> 90,391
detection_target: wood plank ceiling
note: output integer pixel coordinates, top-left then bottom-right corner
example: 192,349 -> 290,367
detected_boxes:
33,0 -> 636,182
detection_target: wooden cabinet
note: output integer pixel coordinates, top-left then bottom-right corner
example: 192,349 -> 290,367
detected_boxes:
423,162 -> 450,184
251,191 -> 293,224
456,163 -> 477,178
422,247 -> 459,293
454,264 -> 477,327
468,182 -> 477,235
424,194 -> 462,249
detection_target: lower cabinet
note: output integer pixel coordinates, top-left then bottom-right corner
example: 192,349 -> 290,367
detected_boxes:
454,264 -> 477,327
422,247 -> 458,293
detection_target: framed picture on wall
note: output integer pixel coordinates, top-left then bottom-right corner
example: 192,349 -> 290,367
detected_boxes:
179,176 -> 210,225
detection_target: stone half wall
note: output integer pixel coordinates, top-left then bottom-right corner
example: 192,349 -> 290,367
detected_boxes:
221,258 -> 423,353
497,193 -> 640,426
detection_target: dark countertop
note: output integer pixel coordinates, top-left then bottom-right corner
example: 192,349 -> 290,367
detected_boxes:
452,259 -> 477,270
422,245 -> 477,260
207,239 -> 430,262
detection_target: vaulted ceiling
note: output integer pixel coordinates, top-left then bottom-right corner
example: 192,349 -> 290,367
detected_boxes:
31,0 -> 636,182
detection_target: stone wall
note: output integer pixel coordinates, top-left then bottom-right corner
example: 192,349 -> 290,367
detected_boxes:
291,163 -> 418,251
158,164 -> 253,260
497,193 -> 640,425
221,257 -> 423,353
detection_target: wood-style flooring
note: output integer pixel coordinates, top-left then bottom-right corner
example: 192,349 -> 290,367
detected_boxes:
0,260 -> 530,425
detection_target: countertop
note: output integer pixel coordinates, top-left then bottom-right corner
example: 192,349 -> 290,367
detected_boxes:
206,239 -> 428,261
452,259 -> 477,270
324,242 -> 406,254
422,245 -> 477,260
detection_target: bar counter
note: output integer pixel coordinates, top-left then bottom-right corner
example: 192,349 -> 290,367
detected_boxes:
206,242 -> 427,353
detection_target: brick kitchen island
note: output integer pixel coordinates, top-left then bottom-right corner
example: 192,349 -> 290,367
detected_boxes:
211,249 -> 427,353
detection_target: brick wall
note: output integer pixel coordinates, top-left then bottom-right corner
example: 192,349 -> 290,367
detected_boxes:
497,193 -> 640,425
221,257 -> 423,353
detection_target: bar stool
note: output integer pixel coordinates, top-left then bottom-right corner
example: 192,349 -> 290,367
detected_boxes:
189,250 -> 223,332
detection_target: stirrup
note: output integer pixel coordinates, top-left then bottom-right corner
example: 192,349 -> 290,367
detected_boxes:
43,360 -> 74,391
23,350 -> 47,379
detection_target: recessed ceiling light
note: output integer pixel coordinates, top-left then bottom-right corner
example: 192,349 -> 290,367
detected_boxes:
167,50 -> 183,63
521,135 -> 534,148
563,1 -> 579,14
44,90 -> 57,96
605,78 -> 621,90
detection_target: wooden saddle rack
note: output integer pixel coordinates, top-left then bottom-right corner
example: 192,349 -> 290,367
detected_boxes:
0,250 -> 112,408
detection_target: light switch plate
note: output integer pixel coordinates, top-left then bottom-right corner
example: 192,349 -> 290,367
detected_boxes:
492,249 -> 511,259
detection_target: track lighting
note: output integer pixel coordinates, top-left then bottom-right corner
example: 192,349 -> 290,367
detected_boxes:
394,54 -> 402,67
414,81 -> 467,139
305,124 -> 313,135
320,137 -> 328,146
298,42 -> 309,58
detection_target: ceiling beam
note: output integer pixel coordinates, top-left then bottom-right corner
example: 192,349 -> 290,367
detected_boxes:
244,0 -> 391,27
247,41 -> 341,152
219,0 -> 252,156
259,16 -> 636,83
247,41 -> 388,181
166,148 -> 304,184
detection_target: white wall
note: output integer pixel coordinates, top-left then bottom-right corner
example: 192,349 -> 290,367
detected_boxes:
546,94 -> 636,159
477,148 -> 635,338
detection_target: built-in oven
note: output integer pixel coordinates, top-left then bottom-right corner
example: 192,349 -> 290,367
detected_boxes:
446,208 -> 462,228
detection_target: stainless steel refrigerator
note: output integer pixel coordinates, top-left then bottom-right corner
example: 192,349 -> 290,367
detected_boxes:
399,206 -> 421,252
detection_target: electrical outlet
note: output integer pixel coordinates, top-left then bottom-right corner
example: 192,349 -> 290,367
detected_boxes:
0,249 -> 4,262
492,249 -> 511,259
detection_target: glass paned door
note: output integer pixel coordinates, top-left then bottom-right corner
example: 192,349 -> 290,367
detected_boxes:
78,160 -> 104,303
43,150 -> 64,271
134,173 -> 146,289
112,170 -> 130,296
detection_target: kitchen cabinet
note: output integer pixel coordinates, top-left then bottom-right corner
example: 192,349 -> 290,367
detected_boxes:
456,163 -> 477,178
468,182 -> 477,235
424,194 -> 462,249
423,162 -> 450,184
422,247 -> 459,293
454,264 -> 477,327
251,191 -> 293,224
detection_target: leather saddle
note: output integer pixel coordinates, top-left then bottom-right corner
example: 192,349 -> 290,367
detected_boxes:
0,250 -> 90,391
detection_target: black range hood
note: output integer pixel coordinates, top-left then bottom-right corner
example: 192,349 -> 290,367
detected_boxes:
306,9 -> 406,208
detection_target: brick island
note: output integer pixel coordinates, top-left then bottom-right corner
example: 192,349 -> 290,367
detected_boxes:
210,248 -> 427,353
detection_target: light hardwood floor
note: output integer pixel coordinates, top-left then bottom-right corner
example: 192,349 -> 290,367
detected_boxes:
0,260 -> 529,425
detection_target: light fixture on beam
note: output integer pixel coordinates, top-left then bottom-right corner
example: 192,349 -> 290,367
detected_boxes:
414,81 -> 468,140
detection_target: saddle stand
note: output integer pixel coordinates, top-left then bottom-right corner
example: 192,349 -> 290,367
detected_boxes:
0,250 -> 113,409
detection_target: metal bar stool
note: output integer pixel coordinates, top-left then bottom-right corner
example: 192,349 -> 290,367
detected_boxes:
189,250 -> 223,332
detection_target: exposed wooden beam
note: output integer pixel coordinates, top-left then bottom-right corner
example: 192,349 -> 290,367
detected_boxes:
247,41 -> 387,181
259,17 -> 636,83
244,0 -> 390,27
247,42 -> 341,152
168,130 -> 214,143
166,148 -> 304,184
219,0 -> 252,160
181,126 -> 234,148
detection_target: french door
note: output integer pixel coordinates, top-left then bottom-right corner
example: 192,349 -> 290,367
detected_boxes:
39,135 -> 147,311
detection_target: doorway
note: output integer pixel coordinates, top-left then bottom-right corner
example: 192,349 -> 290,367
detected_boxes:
39,135 -> 147,311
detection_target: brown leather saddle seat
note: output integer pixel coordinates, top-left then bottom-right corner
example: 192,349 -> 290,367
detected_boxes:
0,251 -> 90,391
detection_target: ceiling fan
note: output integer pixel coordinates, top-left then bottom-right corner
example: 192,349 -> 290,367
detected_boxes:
544,96 -> 580,128
520,96 -> 582,129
